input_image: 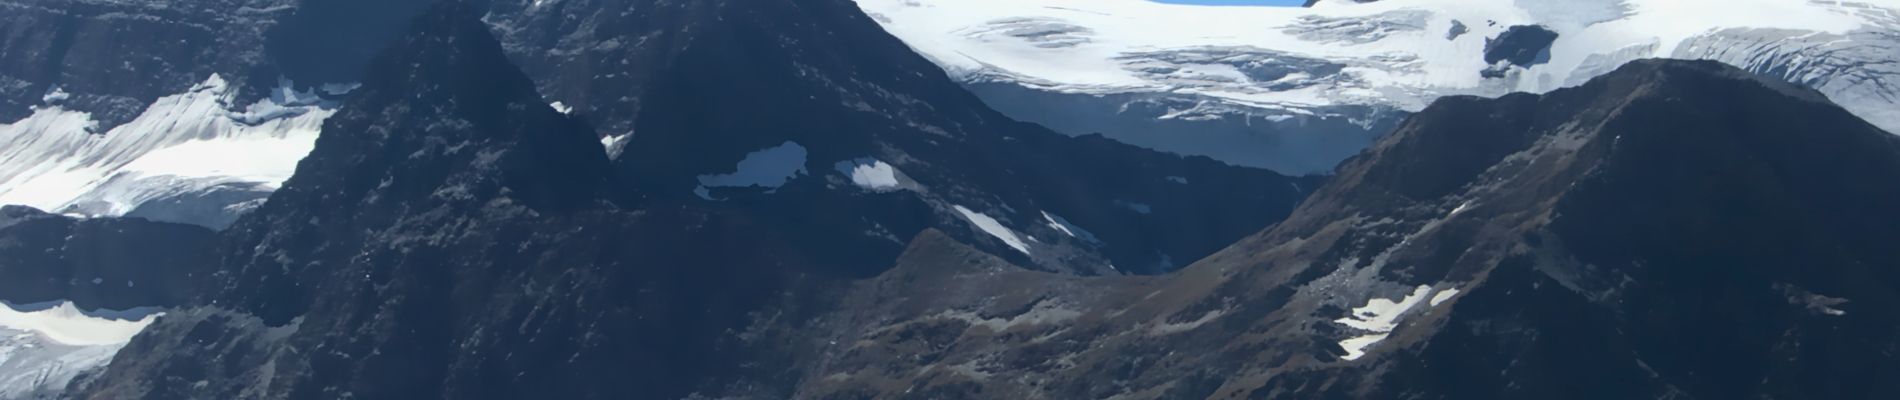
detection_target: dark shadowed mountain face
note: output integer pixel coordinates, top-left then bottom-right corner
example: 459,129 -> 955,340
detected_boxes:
0,206 -> 216,310
482,0 -> 1315,275
265,0 -> 434,85
0,0 -> 296,127
797,59 -> 1900,399
71,4 -> 822,399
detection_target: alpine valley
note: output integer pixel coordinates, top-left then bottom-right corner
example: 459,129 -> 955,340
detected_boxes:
0,0 -> 1892,399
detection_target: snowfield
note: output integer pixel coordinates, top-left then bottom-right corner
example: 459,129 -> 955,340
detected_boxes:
0,301 -> 160,398
955,205 -> 1032,255
0,75 -> 337,228
855,0 -> 1900,173
835,158 -> 905,191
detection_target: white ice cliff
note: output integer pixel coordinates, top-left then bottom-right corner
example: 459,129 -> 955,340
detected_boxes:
855,0 -> 1900,174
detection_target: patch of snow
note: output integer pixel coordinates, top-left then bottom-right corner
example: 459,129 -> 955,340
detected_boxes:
40,86 -> 69,104
1429,287 -> 1461,306
1041,211 -> 1100,243
549,101 -> 573,114
1165,176 -> 1189,184
0,75 -> 335,224
1449,201 -> 1474,216
1336,285 -> 1434,332
954,205 -> 1031,255
0,327 -> 119,399
0,301 -> 161,399
1338,333 -> 1390,361
0,301 -> 159,347
1333,284 -> 1459,361
599,134 -> 630,160
833,158 -> 903,191
694,141 -> 808,199
119,133 -> 314,186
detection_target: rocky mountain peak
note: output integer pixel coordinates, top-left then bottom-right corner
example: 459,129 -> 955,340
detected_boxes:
206,1 -> 617,326
797,58 -> 1900,399
263,0 -> 611,217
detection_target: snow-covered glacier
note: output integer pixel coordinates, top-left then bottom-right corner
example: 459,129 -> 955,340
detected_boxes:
0,301 -> 158,398
0,76 -> 337,229
855,0 -> 1900,174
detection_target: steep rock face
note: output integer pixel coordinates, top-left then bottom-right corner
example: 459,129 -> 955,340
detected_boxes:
72,4 -> 822,399
478,0 -> 715,137
0,205 -> 216,311
1481,24 -> 1558,78
798,59 -> 1900,399
0,0 -> 291,126
483,0 -> 1313,275
1483,25 -> 1560,67
265,0 -> 434,85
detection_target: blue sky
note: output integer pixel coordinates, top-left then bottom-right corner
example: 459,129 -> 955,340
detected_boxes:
1149,0 -> 1308,6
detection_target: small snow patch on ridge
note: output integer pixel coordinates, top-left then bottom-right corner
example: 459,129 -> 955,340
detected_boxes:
549,101 -> 573,114
1041,211 -> 1099,243
599,134 -> 629,160
834,158 -> 902,191
41,86 -> 69,104
955,205 -> 1031,255
1429,288 -> 1460,306
1334,284 -> 1462,361
1337,285 -> 1433,333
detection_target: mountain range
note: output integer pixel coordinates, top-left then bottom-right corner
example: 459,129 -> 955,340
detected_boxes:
0,0 -> 1894,399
